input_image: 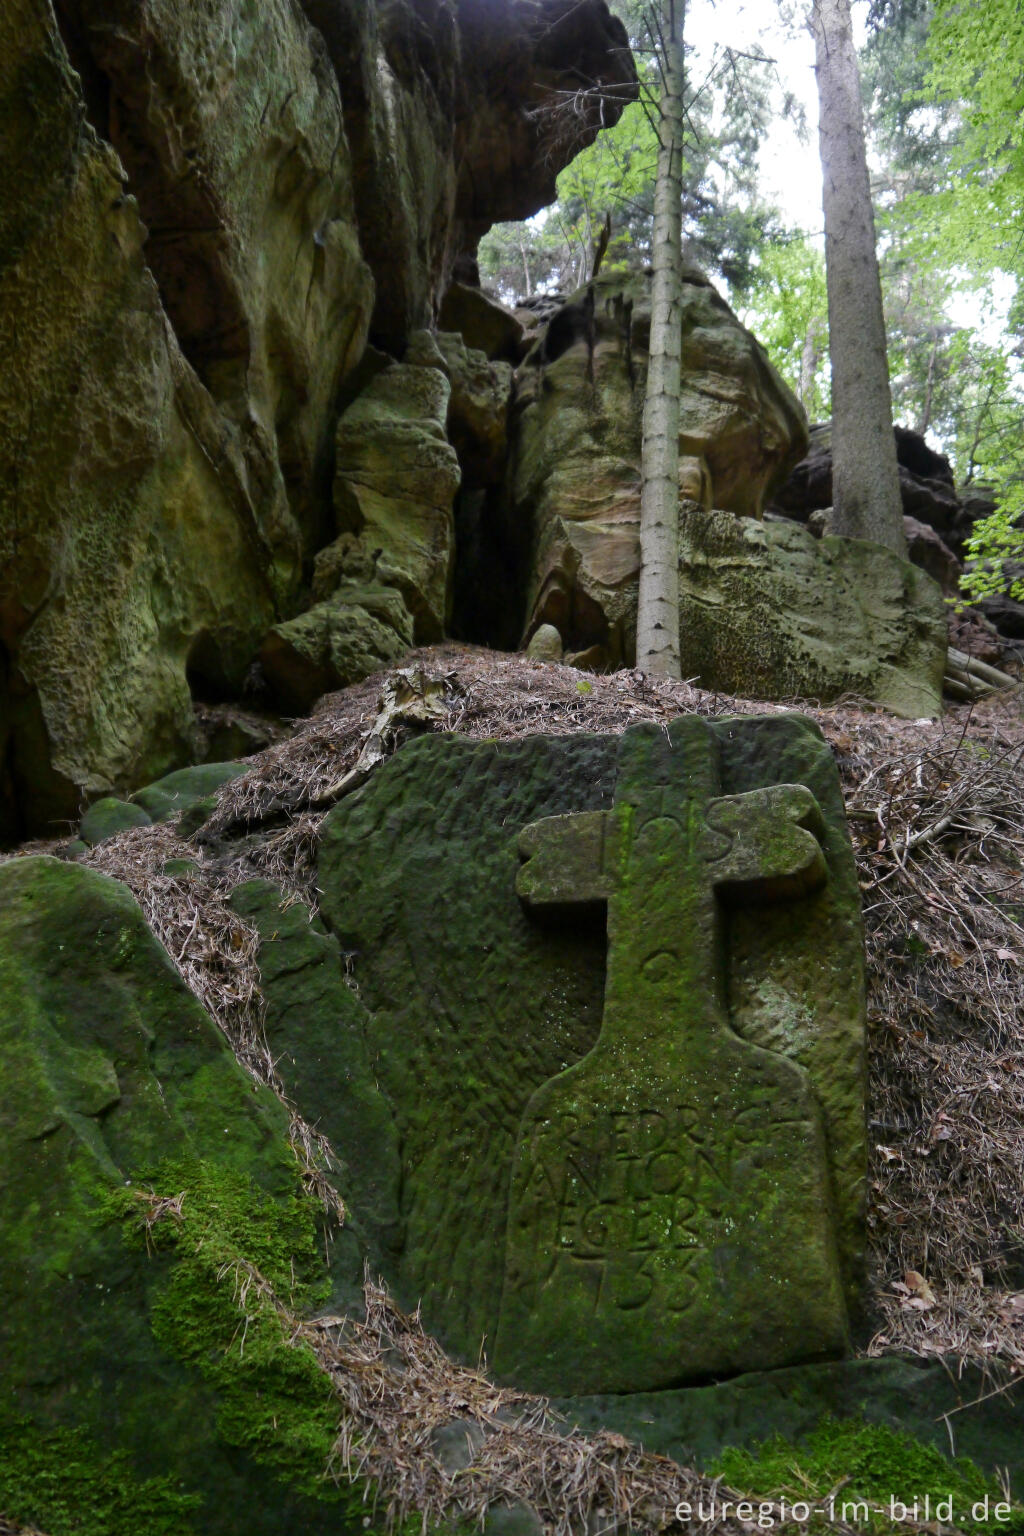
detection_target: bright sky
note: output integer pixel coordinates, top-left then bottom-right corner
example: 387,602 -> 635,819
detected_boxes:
683,0 -> 1011,337
684,0 -> 843,236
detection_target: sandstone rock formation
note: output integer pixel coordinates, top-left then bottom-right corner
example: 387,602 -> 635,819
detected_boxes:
677,511 -> 949,719
0,855 -> 356,1533
507,295 -> 948,713
771,422 -> 1024,675
0,0 -> 635,839
507,267 -> 810,667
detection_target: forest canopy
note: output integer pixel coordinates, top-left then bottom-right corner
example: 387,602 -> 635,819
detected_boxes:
479,0 -> 1024,603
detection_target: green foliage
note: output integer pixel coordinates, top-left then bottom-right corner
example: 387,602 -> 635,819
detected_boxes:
962,503 -> 1024,604
735,237 -> 830,419
876,0 -> 1024,341
711,1417 -> 1022,1534
0,1416 -> 203,1536
924,0 -> 1024,279
860,0 -> 1024,605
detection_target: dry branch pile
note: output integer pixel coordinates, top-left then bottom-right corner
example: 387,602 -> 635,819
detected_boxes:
6,643 -> 1024,1534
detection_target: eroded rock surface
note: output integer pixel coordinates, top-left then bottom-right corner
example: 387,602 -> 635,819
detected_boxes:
315,721 -> 866,1393
677,512 -> 949,720
0,5 -> 283,840
0,855 -> 350,1534
508,268 -> 809,665
0,0 -> 635,838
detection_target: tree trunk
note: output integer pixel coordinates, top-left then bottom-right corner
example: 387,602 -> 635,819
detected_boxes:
915,333 -> 939,437
636,0 -> 685,677
799,315 -> 826,413
810,0 -> 906,555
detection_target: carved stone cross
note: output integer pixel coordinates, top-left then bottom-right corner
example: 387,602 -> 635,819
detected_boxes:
493,716 -> 849,1394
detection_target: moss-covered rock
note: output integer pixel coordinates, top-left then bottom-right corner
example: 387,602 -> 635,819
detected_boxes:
260,581 -> 415,713
228,879 -> 403,1293
315,719 -> 865,1392
555,1356 -> 1024,1490
709,1414 -> 1019,1532
79,798 -> 153,847
677,510 -> 949,719
0,855 -> 364,1534
433,331 -> 514,488
131,762 -> 248,824
0,9 -> 278,840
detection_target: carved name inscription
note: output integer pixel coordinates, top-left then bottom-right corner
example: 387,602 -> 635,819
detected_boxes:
510,1092 -> 818,1310
492,717 -> 849,1395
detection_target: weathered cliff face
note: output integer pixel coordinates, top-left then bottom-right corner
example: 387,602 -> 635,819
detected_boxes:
0,0 -> 634,839
506,267 -> 810,667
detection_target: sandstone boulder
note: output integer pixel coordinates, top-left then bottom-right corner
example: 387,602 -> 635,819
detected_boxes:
434,332 -> 515,487
260,582 -> 415,714
677,510 -> 948,719
526,623 -> 564,661
314,722 -> 866,1391
0,856 -> 353,1534
439,284 -> 528,363
902,516 -> 962,593
509,267 -> 809,664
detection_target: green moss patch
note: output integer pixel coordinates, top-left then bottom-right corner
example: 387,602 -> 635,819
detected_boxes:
107,1157 -> 343,1502
711,1417 -> 1023,1533
0,1416 -> 202,1536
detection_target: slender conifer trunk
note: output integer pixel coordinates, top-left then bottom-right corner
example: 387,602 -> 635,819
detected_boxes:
636,0 -> 685,676
811,0 -> 906,555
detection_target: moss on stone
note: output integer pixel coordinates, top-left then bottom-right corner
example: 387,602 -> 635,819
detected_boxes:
711,1417 -> 1023,1534
0,1415 -> 203,1536
79,796 -> 153,846
317,720 -> 864,1386
0,856 -> 373,1533
131,763 -> 248,825
104,1156 -> 344,1504
676,512 -> 948,719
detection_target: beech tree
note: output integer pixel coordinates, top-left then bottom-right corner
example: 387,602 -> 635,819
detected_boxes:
810,0 -> 906,555
636,0 -> 685,677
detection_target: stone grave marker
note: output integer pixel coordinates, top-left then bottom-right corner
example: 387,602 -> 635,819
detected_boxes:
317,715 -> 865,1395
495,717 -> 848,1391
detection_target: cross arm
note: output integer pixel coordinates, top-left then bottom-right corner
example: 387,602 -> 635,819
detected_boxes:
516,810 -> 618,916
703,784 -> 828,901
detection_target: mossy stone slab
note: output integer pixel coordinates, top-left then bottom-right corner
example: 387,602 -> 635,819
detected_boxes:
496,719 -> 847,1392
553,1356 -> 1024,1487
229,878 -> 403,1292
79,796 -> 153,845
0,856 -> 361,1535
131,762 -> 247,824
317,717 -> 865,1394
